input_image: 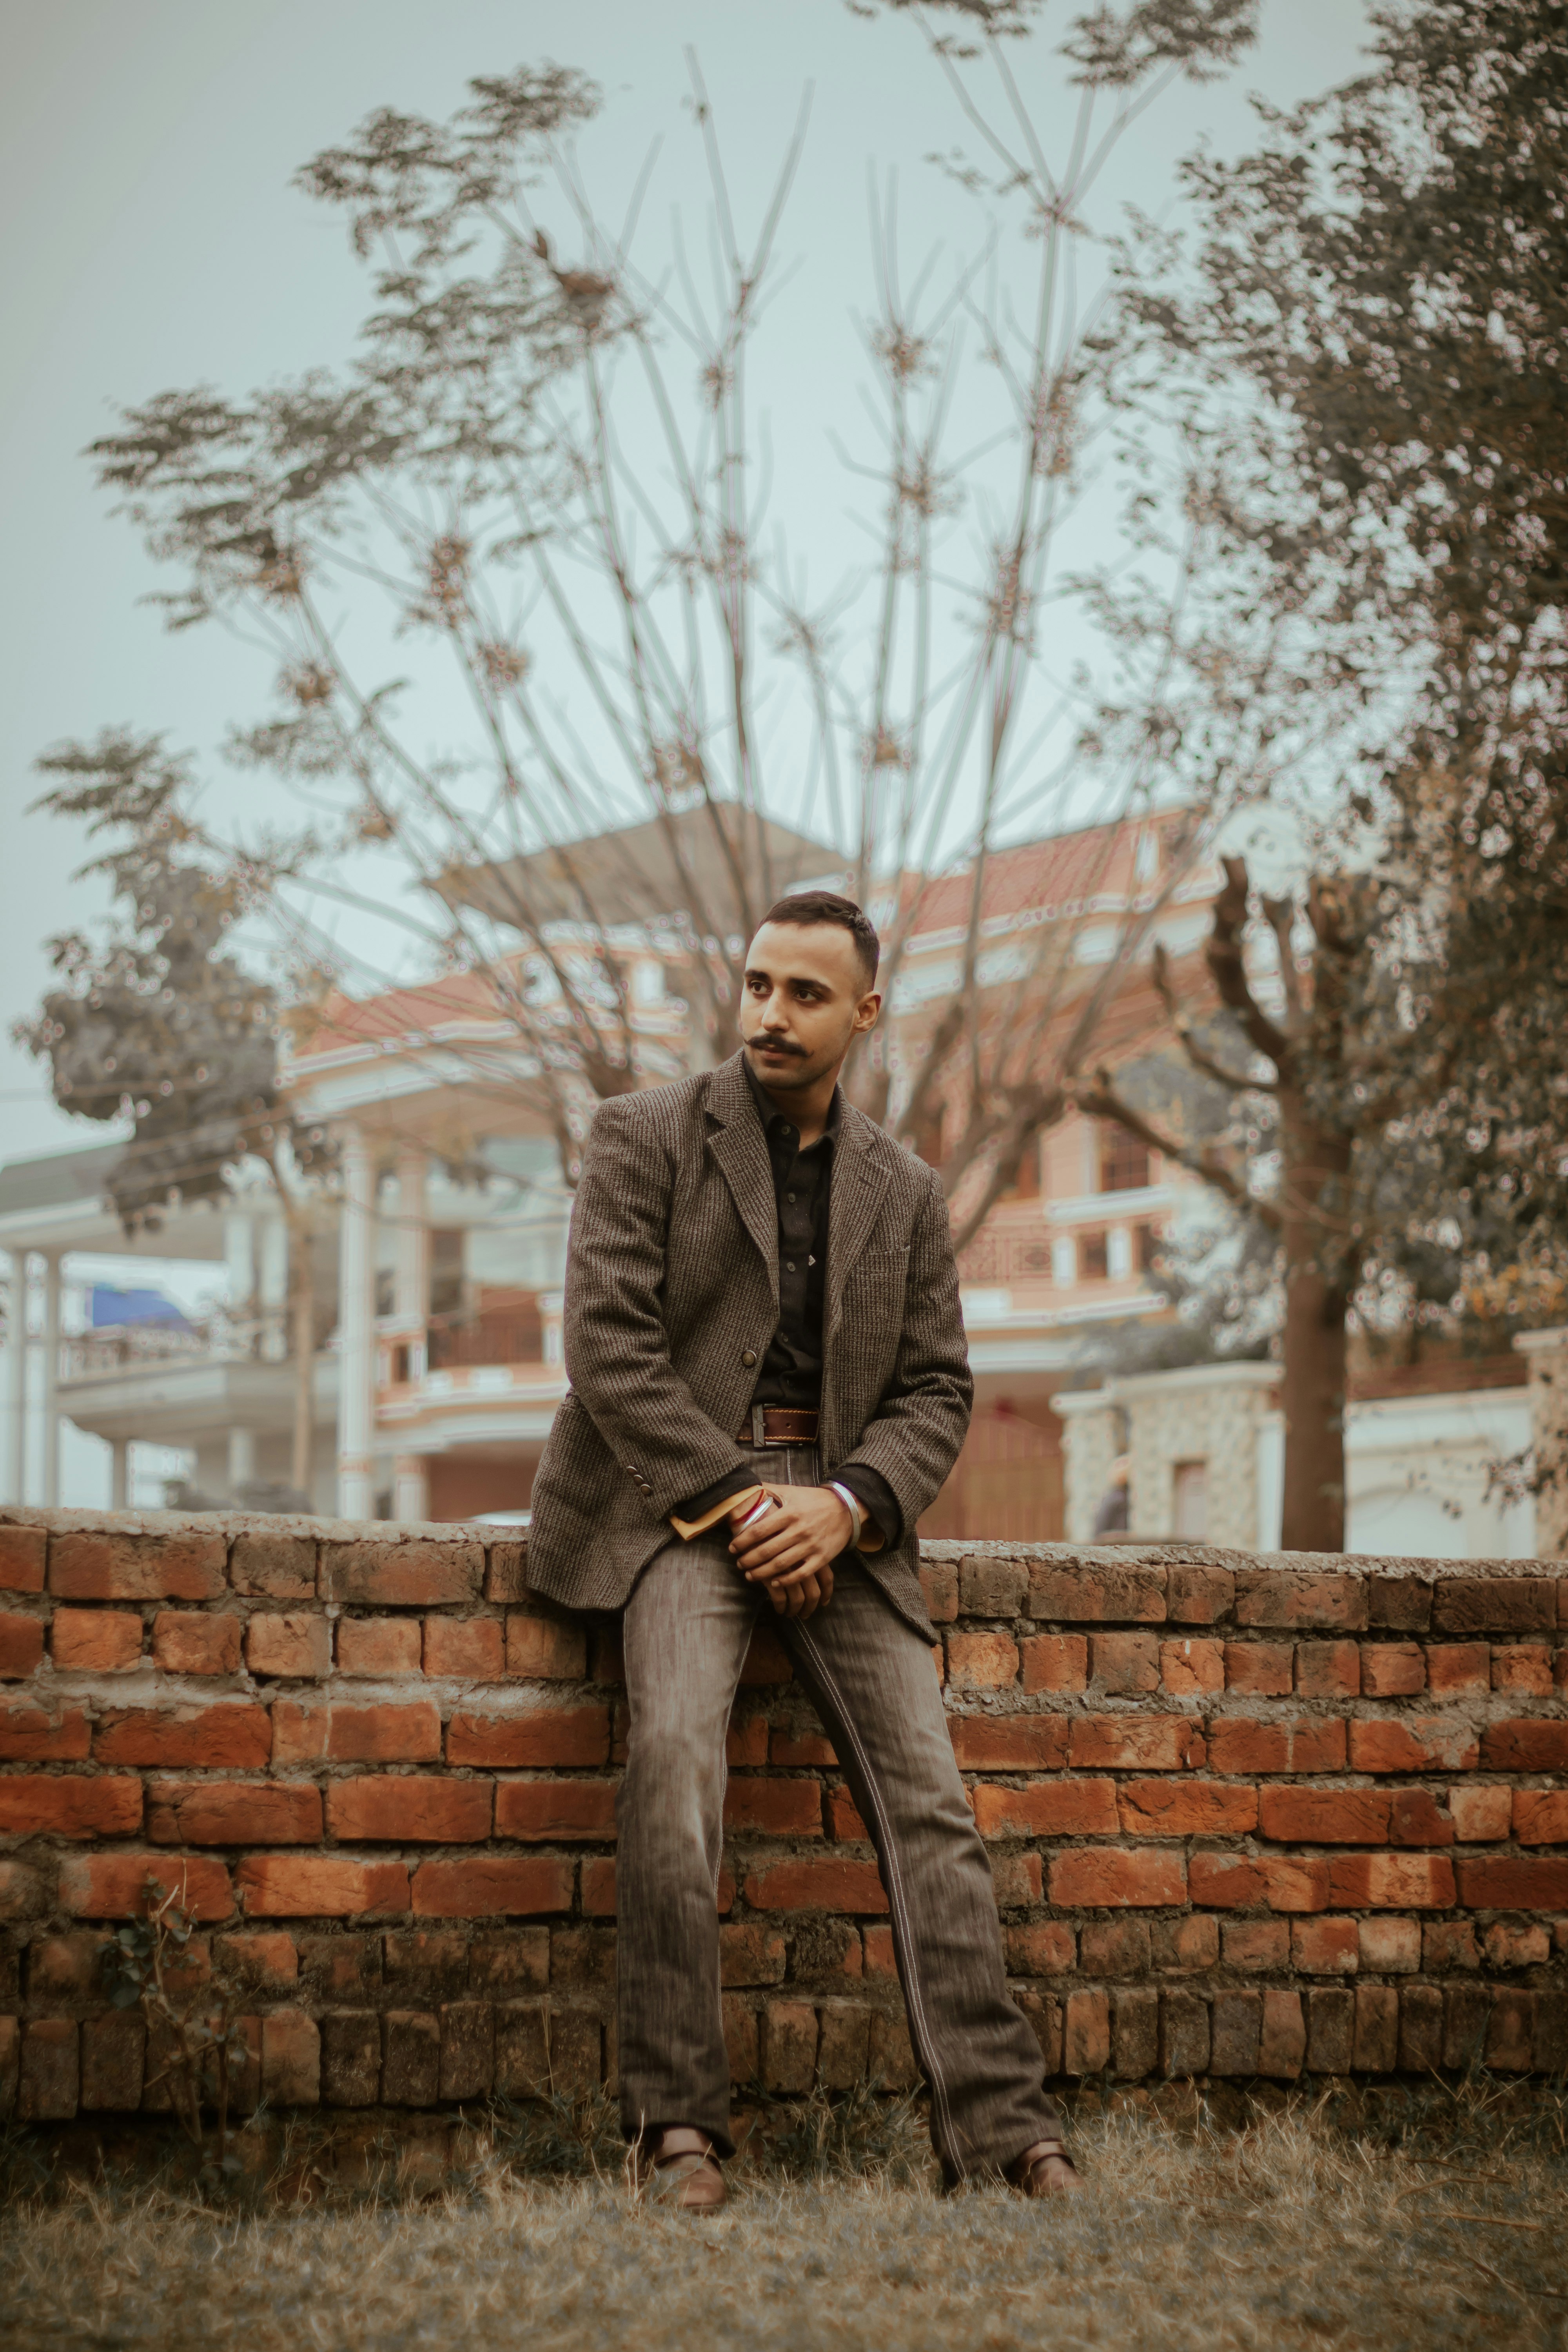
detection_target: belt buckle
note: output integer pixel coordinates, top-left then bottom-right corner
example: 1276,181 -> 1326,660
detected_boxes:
752,1403 -> 767,1446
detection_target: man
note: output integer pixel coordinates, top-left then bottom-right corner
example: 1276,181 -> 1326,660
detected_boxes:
527,889 -> 1079,2208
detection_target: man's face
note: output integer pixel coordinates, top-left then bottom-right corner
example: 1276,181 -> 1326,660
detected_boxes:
739,921 -> 881,1093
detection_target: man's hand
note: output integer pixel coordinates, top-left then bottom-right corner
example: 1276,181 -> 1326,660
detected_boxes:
727,1485 -> 851,1620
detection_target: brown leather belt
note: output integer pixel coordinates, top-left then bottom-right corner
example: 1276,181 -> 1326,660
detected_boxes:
736,1406 -> 820,1446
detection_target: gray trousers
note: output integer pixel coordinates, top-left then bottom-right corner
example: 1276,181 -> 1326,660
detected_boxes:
615,1444 -> 1064,2181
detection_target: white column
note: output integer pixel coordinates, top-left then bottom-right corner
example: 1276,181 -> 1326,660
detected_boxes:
392,1453 -> 430,1524
336,1127 -> 376,1520
393,1145 -> 430,1333
111,1438 -> 130,1511
40,1252 -> 63,1509
1,1250 -> 25,1506
258,1212 -> 290,1361
228,1427 -> 257,1492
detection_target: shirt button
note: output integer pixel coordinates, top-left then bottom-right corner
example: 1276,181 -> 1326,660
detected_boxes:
787,1191 -> 796,1202
786,1261 -> 796,1273
742,1348 -> 757,1367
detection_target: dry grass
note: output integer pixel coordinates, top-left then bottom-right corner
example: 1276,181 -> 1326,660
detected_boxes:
2,2085 -> 1566,2350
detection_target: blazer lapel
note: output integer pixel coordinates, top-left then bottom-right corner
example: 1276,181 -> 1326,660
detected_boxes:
827,1107 -> 891,1337
704,1053 -> 779,1302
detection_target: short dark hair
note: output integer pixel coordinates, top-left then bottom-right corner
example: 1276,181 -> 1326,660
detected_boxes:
758,889 -> 880,986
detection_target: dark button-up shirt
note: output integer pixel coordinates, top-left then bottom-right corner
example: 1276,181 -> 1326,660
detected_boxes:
673,1059 -> 902,1546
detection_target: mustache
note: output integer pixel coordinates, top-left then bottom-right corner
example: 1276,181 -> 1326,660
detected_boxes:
749,1034 -> 807,1058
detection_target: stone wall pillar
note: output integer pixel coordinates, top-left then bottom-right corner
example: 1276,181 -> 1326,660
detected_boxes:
1054,1392 -> 1123,1542
39,1252 -> 63,1510
335,1127 -> 377,1521
1516,1325 -> 1568,1557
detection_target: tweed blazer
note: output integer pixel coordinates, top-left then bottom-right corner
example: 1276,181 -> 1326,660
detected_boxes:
525,1050 -> 973,1638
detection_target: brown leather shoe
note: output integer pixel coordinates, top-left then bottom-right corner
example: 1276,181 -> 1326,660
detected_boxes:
1011,2139 -> 1084,2197
637,2126 -> 727,2210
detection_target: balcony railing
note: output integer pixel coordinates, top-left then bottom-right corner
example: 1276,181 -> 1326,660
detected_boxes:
61,1314 -> 285,1379
425,1305 -> 545,1372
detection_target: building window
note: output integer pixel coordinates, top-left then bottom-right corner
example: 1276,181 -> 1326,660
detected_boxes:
1173,1459 -> 1208,1538
999,1138 -> 1041,1200
1106,1227 -> 1132,1281
1051,1236 -> 1077,1287
1099,1124 -> 1151,1193
1136,1221 -> 1163,1273
1081,1230 -> 1109,1280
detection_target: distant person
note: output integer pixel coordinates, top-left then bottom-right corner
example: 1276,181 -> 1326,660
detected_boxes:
1093,1452 -> 1132,1537
529,889 -> 1081,2209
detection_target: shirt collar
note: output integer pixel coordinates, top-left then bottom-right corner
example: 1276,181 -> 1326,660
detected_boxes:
741,1050 -> 841,1147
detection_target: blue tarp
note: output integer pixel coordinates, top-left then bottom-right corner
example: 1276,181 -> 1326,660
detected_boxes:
89,1285 -> 192,1330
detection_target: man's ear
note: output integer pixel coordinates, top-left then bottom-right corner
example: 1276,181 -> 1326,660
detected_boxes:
855,989 -> 883,1034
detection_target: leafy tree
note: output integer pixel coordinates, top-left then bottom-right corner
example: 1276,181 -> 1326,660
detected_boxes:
17,732 -> 330,1498
85,5 -> 1259,1232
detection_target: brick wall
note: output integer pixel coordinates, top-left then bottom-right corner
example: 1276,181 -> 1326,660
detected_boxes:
2,1507 -> 1565,2133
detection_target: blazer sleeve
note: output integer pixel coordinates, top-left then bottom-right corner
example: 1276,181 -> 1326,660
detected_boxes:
562,1095 -> 753,1517
829,1165 -> 973,1535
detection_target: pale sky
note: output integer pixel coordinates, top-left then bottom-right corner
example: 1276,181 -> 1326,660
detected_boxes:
0,0 -> 1376,1166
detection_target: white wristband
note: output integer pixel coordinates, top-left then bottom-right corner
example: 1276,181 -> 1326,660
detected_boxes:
826,1482 -> 864,1550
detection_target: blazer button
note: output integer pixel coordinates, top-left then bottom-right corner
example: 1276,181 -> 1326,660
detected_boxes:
742,1348 -> 757,1367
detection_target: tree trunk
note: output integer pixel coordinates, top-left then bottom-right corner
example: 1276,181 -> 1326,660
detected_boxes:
1277,1096 -> 1351,1551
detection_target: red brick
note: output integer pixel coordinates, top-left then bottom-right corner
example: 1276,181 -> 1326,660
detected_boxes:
327,1701 -> 441,1764
50,1610 -> 142,1672
1004,1922 -> 1076,1977
0,1859 -> 43,1918
411,1856 -> 574,1918
94,1702 -> 270,1769
1152,1914 -> 1220,1971
237,1855 -> 409,1917
483,1543 -> 529,1604
261,2009 -> 320,2105
1456,1855 -> 1568,1908
447,1705 -> 609,1768
863,1923 -> 896,1976
1325,1853 -> 1457,1909
1223,1641 -> 1292,1696
1116,1779 -> 1258,1838
1296,1641 -> 1360,1697
506,1615 -> 588,1679
1081,1918 -> 1151,1977
919,1561 -> 958,1624
991,1851 -> 1043,1906
494,1780 -> 617,1841
763,1998 -> 818,2092
1235,1570 -> 1367,1630
1514,1789 -> 1568,1845
215,1931 -> 298,1987
1210,1990 -> 1264,2074
1491,1644 -> 1552,1695
1484,1988 -> 1537,2071
1258,1988 -> 1306,2080
1450,1784 -> 1512,1841
972,1779 -> 1118,1838
1258,1788 -> 1391,1845
1019,1633 -> 1088,1693
1423,1918 -> 1480,1973
1167,1565 -> 1235,1625
824,1787 -> 866,1846
769,1726 -> 837,1766
743,1858 -> 888,1913
1432,1575 -> 1555,1634
1389,1789 -> 1454,1846
229,1534 -> 316,1600
60,1852 -> 231,1920
1484,1922 -> 1549,1968
1353,1984 -> 1399,2069
1347,1717 -> 1479,1774
245,1613 -> 330,1679
1293,1916 -> 1358,1974
1359,1916 -> 1421,1972
946,1630 -> 1019,1689
0,1613 -> 44,1677
322,1538 -> 482,1608
724,1779 -> 823,1837
1205,1718 -> 1347,1775
949,1714 -> 1068,1769
1062,1989 -> 1110,2074
1223,1917 -> 1289,1969
153,1610 -> 244,1675
337,1617 -> 422,1676
19,2018 -> 78,2121
720,1922 -> 788,1985
146,1780 -> 321,1845
726,1715 -> 770,1767
268,1700 -> 326,1765
1048,1848 -> 1185,1908
1091,1633 -> 1160,1693
1426,1643 -> 1489,1696
1029,1563 -> 1166,1622
49,1529 -> 226,1602
739,1624 -> 793,1686
0,1775 -> 142,1838
327,1777 -> 492,1843
1360,1643 -> 1425,1697
424,1617 -> 505,1678
1160,1637 -> 1223,1695
1069,1715 -> 1205,1771
1481,1718 -> 1568,1771
0,1524 -> 46,1593
1368,1575 -> 1433,1633
1187,1852 -> 1265,1908
0,1701 -> 89,1761
960,1555 -> 1029,1617
580,1858 -> 615,1916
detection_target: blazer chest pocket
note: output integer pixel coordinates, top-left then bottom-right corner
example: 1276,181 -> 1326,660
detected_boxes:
844,1244 -> 911,1286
